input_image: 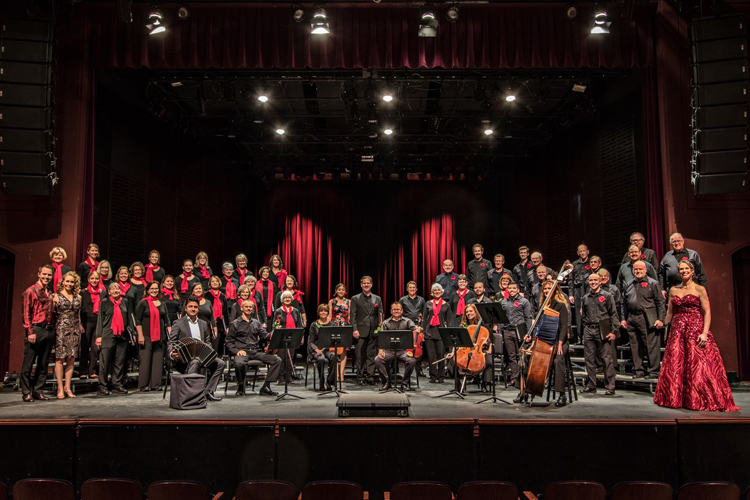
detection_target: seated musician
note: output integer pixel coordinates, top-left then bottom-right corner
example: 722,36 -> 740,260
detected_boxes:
375,302 -> 417,392
499,281 -> 533,389
168,296 -> 226,402
226,300 -> 280,396
308,304 -> 337,391
446,303 -> 493,393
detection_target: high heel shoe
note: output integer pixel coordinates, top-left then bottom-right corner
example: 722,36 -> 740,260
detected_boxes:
64,389 -> 76,398
57,391 -> 65,400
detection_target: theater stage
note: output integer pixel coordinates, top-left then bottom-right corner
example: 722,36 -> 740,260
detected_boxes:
1,381 -> 749,498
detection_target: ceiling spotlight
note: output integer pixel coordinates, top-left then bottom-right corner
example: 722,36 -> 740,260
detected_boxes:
446,3 -> 460,23
484,128 -> 494,136
177,5 -> 190,20
258,94 -> 269,103
310,5 -> 330,35
383,128 -> 394,136
418,6 -> 438,38
565,4 -> 578,20
382,94 -> 394,102
146,6 -> 166,35
591,9 -> 611,34
292,6 -> 306,23
276,128 -> 285,135
505,94 -> 516,102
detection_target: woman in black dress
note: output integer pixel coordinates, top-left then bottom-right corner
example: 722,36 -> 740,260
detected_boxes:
175,259 -> 197,296
421,283 -> 452,383
233,253 -> 252,284
185,282 -> 217,338
145,250 -> 165,285
80,270 -> 106,380
243,276 -> 266,325
219,262 -> 239,311
135,281 -> 170,391
77,243 -> 100,283
158,275 -> 181,325
269,254 -> 288,289
97,260 -> 113,290
256,266 -> 276,326
96,282 -> 131,395
195,251 -> 213,287
274,274 -> 307,327
206,276 -> 228,353
274,291 -> 304,384
126,261 -> 149,312
115,266 -> 131,297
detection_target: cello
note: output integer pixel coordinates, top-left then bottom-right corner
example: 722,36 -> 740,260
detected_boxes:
455,309 -> 490,376
520,261 -> 574,405
412,313 -> 424,359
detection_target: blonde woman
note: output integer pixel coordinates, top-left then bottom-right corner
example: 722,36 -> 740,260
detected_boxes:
53,271 -> 83,398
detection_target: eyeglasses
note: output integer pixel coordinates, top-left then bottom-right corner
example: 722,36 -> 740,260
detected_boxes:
630,238 -> 644,242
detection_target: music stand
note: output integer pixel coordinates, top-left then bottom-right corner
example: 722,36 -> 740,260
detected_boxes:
268,328 -> 305,401
474,302 -> 512,405
316,326 -> 353,397
435,327 -> 474,400
376,330 -> 414,393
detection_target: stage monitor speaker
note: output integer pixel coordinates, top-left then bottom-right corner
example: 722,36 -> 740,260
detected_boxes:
0,106 -> 51,130
0,61 -> 51,85
0,129 -> 52,152
690,16 -> 747,42
692,37 -> 747,64
0,173 -> 51,195
693,150 -> 748,174
694,127 -> 747,152
0,40 -> 52,64
0,19 -> 52,42
692,81 -> 748,107
693,103 -> 747,129
693,172 -> 747,194
692,59 -> 748,85
0,82 -> 51,107
0,152 -> 51,175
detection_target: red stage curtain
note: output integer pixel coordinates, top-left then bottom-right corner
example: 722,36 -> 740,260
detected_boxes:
642,67 -> 666,257
82,3 -> 655,70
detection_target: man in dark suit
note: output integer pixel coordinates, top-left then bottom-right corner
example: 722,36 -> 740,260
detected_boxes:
169,296 -> 226,401
350,275 -> 383,385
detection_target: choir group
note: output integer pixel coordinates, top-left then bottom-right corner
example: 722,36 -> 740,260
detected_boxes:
18,231 -> 738,411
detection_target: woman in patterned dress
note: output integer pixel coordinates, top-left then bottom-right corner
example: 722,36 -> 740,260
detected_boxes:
328,283 -> 350,383
53,271 -> 83,399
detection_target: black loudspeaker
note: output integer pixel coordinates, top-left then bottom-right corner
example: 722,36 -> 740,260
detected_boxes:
690,15 -> 747,42
0,173 -> 51,195
692,81 -> 748,107
693,150 -> 748,174
693,172 -> 748,194
692,37 -> 747,63
0,40 -> 52,64
0,19 -> 52,42
0,152 -> 51,175
0,82 -> 50,107
694,127 -> 748,152
692,59 -> 748,84
0,106 -> 51,129
0,61 -> 52,85
693,103 -> 747,128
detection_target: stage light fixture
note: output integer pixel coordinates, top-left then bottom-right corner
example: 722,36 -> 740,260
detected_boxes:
591,9 -> 611,34
310,5 -> 330,35
484,128 -> 494,136
382,94 -> 394,102
292,6 -> 306,23
505,93 -> 516,102
177,5 -> 190,20
418,6 -> 438,38
276,128 -> 286,135
383,128 -> 394,136
146,6 -> 166,35
258,94 -> 269,103
446,3 -> 460,22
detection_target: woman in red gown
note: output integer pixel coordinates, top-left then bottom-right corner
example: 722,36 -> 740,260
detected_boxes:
653,261 -> 739,412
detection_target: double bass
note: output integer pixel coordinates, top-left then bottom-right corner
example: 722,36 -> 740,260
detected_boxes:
412,313 -> 424,358
521,261 -> 574,404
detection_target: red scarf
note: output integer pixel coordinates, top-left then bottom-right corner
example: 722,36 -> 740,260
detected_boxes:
118,281 -> 131,295
274,269 -> 288,287
293,289 -> 305,303
145,263 -> 159,282
144,297 -> 162,341
198,265 -> 211,280
430,298 -> 444,326
132,277 -> 148,287
87,284 -> 104,314
283,305 -> 296,328
456,289 -> 468,316
501,290 -> 510,300
223,276 -> 237,300
209,290 -> 223,320
161,288 -> 175,301
52,263 -> 64,292
236,268 -> 247,283
257,280 -> 274,317
86,257 -> 98,273
110,297 -> 124,336
180,272 -> 192,294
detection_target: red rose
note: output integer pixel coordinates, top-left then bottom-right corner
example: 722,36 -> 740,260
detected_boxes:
598,296 -> 606,303
641,254 -> 646,260
514,302 -> 520,307
451,276 -> 456,280
585,265 -> 590,270
682,256 -> 688,260
526,263 -> 532,268
641,282 -> 648,288
480,263 -> 485,267
373,302 -> 378,308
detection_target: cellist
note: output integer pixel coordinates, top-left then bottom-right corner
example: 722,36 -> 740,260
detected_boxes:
445,303 -> 494,393
375,302 -> 417,391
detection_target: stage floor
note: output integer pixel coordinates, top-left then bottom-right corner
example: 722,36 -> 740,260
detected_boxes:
1,378 -> 748,421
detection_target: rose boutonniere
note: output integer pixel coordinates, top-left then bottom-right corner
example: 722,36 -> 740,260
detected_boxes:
598,296 -> 606,303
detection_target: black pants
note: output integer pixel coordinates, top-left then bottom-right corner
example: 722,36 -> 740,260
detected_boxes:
354,335 -> 378,381
80,318 -> 99,377
627,313 -> 661,376
181,358 -> 226,394
311,351 -> 337,387
502,329 -> 521,383
235,351 -> 281,390
423,337 -> 445,381
584,325 -> 616,390
572,287 -> 584,342
211,323 -> 226,358
375,350 -> 417,385
138,337 -> 164,390
552,341 -> 570,393
276,348 -> 296,383
20,326 -> 53,395
99,338 -> 128,391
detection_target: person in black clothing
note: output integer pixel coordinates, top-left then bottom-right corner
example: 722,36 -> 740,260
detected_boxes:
194,251 -> 213,287
620,232 -> 660,271
206,275 -> 229,353
350,276 -> 384,385
580,273 -> 620,397
158,275 -> 181,325
421,283 -> 452,383
274,274 -> 307,327
256,266 -> 277,326
125,261 -> 149,313
220,262 -> 240,311
233,253 -> 252,284
513,246 -> 533,295
184,282 -> 217,339
308,303 -> 337,391
466,244 -> 492,286
145,250 -> 166,285
569,244 -> 593,341
376,302 -> 418,391
499,282 -> 533,388
97,260 -> 113,290
95,282 -> 131,395
621,261 -> 666,379
49,246 -> 73,293
135,281 -> 170,391
435,259 -> 460,299
447,275 -> 474,327
658,232 -> 708,297
467,281 -> 492,305
274,291 -> 305,384
80,270 -> 106,380
226,300 -> 280,396
398,281 -> 425,324
175,259 -> 197,297
616,245 -> 658,291
77,243 -> 100,284
484,253 -> 513,297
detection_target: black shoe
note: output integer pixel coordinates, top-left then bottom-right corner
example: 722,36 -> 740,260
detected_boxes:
379,383 -> 392,391
632,373 -> 645,379
357,379 -> 367,386
401,384 -> 411,392
645,373 -> 659,380
325,384 -> 333,391
437,378 -> 445,384
605,389 -> 616,396
32,391 -> 49,401
112,387 -> 128,394
97,388 -> 111,396
139,387 -> 151,392
79,374 -> 88,380
555,395 -> 567,407
260,386 -> 278,396
366,379 -> 375,385
206,391 -> 222,402
22,393 -> 34,402
581,387 -> 597,394
429,377 -> 437,383
513,393 -> 527,404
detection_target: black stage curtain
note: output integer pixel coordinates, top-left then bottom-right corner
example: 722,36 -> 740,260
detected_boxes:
733,245 -> 750,380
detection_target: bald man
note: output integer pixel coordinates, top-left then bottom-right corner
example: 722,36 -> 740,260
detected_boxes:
435,259 -> 459,299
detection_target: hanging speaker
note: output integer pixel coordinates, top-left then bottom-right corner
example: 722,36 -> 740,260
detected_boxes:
693,103 -> 747,129
0,173 -> 51,195
693,150 -> 748,174
692,59 -> 748,84
692,81 -> 748,107
692,37 -> 747,63
0,19 -> 52,42
690,16 -> 747,42
693,172 -> 747,194
0,152 -> 51,175
693,127 -> 748,152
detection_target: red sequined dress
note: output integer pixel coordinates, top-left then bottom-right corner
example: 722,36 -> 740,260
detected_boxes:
653,294 -> 739,412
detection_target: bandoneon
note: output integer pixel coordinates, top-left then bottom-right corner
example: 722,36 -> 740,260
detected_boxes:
174,338 -> 218,368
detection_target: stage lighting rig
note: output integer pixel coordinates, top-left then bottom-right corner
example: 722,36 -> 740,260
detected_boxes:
146,5 -> 166,35
591,8 -> 611,34
292,5 -> 306,23
311,5 -> 331,34
418,6 -> 438,37
446,4 -> 460,22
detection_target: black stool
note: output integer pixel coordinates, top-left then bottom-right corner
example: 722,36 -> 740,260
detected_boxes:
545,350 -> 578,403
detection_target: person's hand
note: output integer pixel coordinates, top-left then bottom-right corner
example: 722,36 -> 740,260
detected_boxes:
606,333 -> 616,341
620,320 -> 627,329
80,325 -> 86,334
446,351 -> 454,359
95,337 -> 102,347
262,323 -> 267,329
697,333 -> 708,348
138,335 -> 145,346
569,296 -> 575,305
524,334 -> 531,343
212,329 -> 218,339
654,320 -> 664,329
315,349 -> 323,356
353,330 -> 360,339
27,333 -> 36,344
237,350 -> 247,357
557,342 -> 563,355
